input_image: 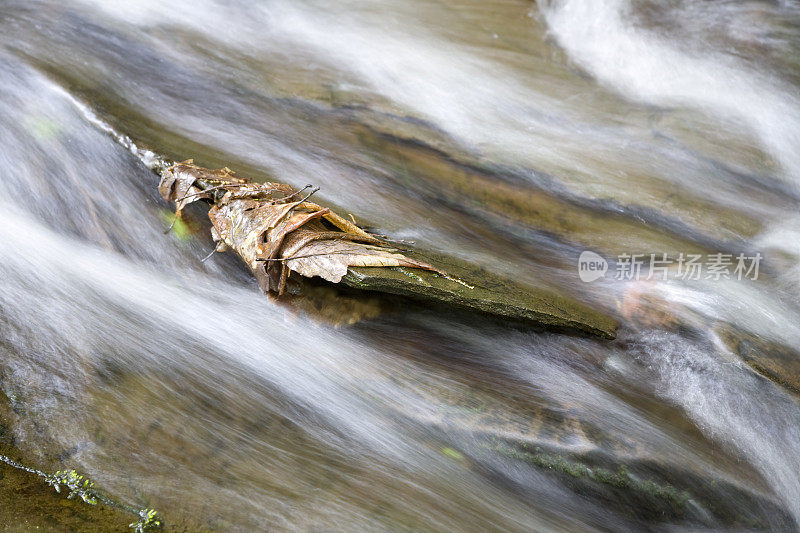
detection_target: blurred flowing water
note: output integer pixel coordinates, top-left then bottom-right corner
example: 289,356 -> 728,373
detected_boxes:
1,0 -> 800,530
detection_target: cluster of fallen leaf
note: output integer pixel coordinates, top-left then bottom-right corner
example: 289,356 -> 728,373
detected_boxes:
158,161 -> 442,294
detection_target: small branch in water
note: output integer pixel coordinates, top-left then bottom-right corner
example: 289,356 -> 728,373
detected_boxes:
0,454 -> 162,531
163,211 -> 181,235
200,247 -> 218,262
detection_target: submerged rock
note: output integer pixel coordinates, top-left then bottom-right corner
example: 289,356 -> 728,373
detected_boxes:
717,328 -> 800,395
373,363 -> 794,530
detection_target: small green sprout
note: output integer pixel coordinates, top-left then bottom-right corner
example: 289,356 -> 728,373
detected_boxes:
130,508 -> 162,532
48,470 -> 98,504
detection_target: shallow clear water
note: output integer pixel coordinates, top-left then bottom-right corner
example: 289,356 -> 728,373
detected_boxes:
1,0 -> 800,530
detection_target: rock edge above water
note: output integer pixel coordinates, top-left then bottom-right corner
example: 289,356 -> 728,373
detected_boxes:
343,248 -> 618,339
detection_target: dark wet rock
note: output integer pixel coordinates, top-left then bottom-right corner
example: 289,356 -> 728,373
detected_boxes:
343,248 -> 617,338
718,328 -> 800,396
480,438 -> 794,530
378,374 -> 794,530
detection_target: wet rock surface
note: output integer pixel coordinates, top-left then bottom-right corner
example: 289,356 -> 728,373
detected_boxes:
344,249 -> 618,338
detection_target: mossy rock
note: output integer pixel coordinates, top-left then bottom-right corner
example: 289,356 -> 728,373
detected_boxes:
343,248 -> 617,339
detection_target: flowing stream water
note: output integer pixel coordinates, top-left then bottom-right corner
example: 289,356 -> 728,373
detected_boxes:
1,0 -> 800,531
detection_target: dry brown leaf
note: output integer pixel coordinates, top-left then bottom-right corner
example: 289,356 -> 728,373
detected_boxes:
282,240 -> 436,283
158,161 -> 452,295
208,200 -> 298,267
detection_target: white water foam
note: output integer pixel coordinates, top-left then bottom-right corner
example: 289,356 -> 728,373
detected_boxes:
539,0 -> 800,184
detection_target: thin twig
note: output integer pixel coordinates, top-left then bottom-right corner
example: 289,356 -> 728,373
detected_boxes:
200,247 -> 218,262
276,184 -> 314,202
164,185 -> 230,234
290,186 -> 320,209
257,250 -> 392,262
176,184 -> 230,202
163,210 -> 181,234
